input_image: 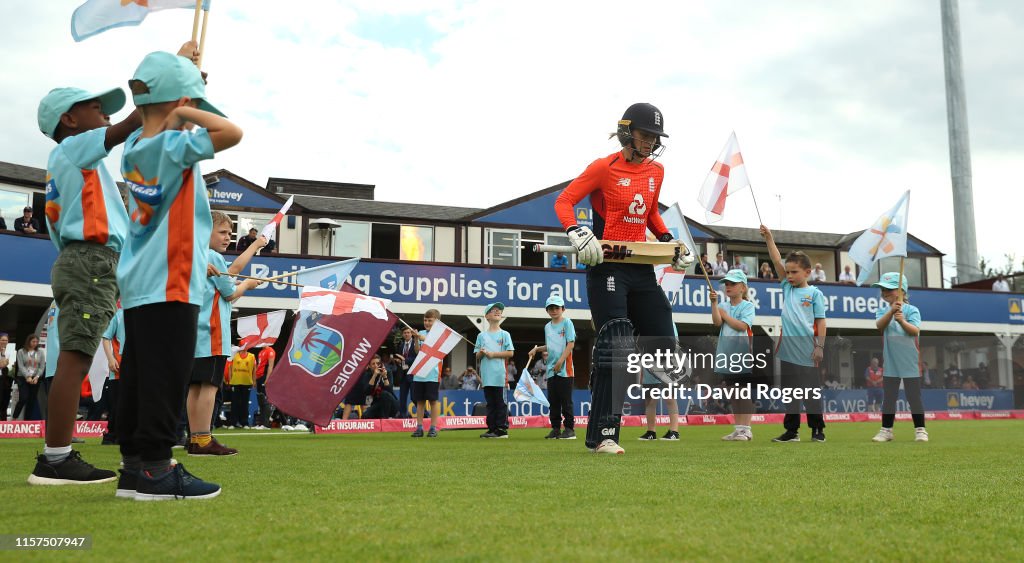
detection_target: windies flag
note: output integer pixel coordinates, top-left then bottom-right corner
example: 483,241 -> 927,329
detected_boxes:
266,283 -> 396,426
408,320 -> 460,377
697,132 -> 750,223
260,195 -> 293,241
300,287 -> 391,321
236,310 -> 286,350
71,0 -> 212,42
849,190 -> 911,286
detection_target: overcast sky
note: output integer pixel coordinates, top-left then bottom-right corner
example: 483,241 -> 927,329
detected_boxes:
2,0 -> 1021,281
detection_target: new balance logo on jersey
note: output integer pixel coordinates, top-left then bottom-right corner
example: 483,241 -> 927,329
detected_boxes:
616,177 -> 631,187
606,276 -> 616,292
601,427 -> 616,436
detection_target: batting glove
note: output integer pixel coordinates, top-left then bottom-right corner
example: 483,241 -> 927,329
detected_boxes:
567,225 -> 603,266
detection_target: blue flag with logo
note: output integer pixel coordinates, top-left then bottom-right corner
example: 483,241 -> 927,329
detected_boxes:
513,366 -> 550,407
72,0 -> 212,42
295,258 -> 359,291
848,190 -> 910,286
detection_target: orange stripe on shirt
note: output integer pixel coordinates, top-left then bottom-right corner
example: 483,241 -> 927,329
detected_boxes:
165,169 -> 195,302
565,353 -> 574,378
80,169 -> 109,245
210,297 -> 223,356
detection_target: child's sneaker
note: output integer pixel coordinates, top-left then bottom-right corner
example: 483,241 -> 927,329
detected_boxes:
411,427 -> 425,438
772,431 -> 800,442
638,430 -> 658,441
872,428 -> 894,442
27,451 -> 117,486
281,425 -> 294,431
134,464 -> 221,501
595,439 -> 624,454
914,427 -> 929,442
293,423 -> 309,432
116,469 -> 138,499
480,431 -> 497,438
559,429 -> 576,440
187,437 -> 238,456
661,430 -> 680,441
722,429 -> 751,441
493,430 -> 509,439
544,429 -> 560,439
426,427 -> 438,438
811,430 -> 826,443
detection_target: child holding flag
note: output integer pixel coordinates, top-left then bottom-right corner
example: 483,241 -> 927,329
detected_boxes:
475,303 -> 514,439
761,225 -> 828,443
710,270 -> 759,441
530,295 -> 576,440
871,272 -> 928,442
116,47 -> 242,500
411,309 -> 444,438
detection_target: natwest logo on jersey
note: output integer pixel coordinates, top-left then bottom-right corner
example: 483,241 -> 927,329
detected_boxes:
625,193 -> 647,224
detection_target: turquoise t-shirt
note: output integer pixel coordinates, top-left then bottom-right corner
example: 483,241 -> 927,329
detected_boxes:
195,250 -> 236,358
777,280 -> 826,367
119,128 -> 214,309
544,319 -> 576,379
474,329 -> 514,387
45,127 -> 130,253
412,329 -> 440,383
102,309 -> 125,380
875,302 -> 921,378
715,299 -> 755,375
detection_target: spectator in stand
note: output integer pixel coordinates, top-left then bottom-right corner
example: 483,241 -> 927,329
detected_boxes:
253,346 -> 276,429
758,262 -> 775,280
459,367 -> 481,390
864,357 -> 884,412
920,361 -> 934,388
696,253 -> 713,276
713,252 -> 729,276
236,228 -> 258,253
530,351 -> 548,390
810,263 -> 827,283
362,355 -> 399,419
944,363 -> 961,389
441,366 -> 459,390
14,206 -> 40,235
14,334 -> 45,420
962,376 -> 979,390
975,362 -> 990,389
838,265 -> 856,284
341,357 -> 376,419
227,348 -> 256,427
992,274 -> 1010,292
396,327 -> 417,417
0,333 -> 12,420
505,361 -> 518,390
549,251 -> 569,270
384,353 -> 401,386
732,254 -> 749,275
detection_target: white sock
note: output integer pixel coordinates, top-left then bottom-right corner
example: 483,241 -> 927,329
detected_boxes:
43,444 -> 73,463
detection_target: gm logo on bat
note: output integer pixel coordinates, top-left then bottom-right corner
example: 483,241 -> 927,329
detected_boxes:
602,244 -> 633,260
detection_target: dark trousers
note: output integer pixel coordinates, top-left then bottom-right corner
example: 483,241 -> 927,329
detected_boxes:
228,385 -> 251,427
399,375 -> 412,417
0,375 -> 13,420
103,379 -> 119,437
547,377 -> 574,430
255,377 -> 271,426
882,377 -> 925,428
117,302 -> 198,462
13,379 -> 41,420
781,361 -> 825,431
483,386 -> 508,432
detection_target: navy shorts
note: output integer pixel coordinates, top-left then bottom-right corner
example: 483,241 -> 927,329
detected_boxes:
411,381 -> 439,403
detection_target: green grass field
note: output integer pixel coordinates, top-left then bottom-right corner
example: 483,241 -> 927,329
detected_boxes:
3,421 -> 1023,561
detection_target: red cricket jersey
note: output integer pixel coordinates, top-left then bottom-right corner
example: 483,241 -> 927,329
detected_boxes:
554,152 -> 670,242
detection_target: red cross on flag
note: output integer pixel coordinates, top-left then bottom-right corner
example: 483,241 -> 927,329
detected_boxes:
237,310 -> 286,350
654,264 -> 686,294
261,195 -> 294,241
300,287 -> 391,321
697,132 -> 750,223
408,320 -> 461,377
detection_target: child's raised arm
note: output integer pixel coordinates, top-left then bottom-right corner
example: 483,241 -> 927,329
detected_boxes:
760,224 -> 786,277
162,106 -> 242,152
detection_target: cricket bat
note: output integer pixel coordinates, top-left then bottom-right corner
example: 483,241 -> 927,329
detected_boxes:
533,240 -> 687,265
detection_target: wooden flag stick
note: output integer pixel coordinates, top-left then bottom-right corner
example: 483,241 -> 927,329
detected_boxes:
227,273 -> 304,288
191,2 -> 203,42
197,8 -> 210,68
898,257 -> 906,299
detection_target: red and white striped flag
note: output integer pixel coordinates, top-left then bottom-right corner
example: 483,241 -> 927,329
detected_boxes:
300,287 -> 391,321
654,264 -> 686,294
408,320 -> 461,377
261,195 -> 294,241
697,132 -> 750,223
237,310 -> 286,350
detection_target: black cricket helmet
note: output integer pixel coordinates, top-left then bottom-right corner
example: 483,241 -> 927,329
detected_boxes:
616,102 -> 668,156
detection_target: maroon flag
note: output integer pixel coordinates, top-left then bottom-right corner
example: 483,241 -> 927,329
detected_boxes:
266,284 -> 396,426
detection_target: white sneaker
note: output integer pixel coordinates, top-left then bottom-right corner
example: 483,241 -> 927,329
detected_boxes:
872,428 -> 893,442
253,425 -> 267,430
281,425 -> 294,432
595,439 -> 624,455
293,423 -> 309,432
914,428 -> 929,442
722,429 -> 751,441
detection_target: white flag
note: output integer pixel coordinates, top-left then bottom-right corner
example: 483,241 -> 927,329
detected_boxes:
261,195 -> 294,241
237,310 -> 287,350
848,190 -> 911,286
408,320 -> 461,377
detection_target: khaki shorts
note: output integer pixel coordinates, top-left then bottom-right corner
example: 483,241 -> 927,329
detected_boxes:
51,242 -> 119,355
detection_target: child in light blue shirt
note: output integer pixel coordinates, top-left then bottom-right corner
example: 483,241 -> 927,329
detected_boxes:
475,303 -> 514,438
871,272 -> 927,443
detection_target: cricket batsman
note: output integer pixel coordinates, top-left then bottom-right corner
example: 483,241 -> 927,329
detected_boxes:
554,102 -> 693,454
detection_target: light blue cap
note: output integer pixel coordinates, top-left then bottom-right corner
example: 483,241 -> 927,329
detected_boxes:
872,272 -> 908,291
37,87 -> 125,139
130,51 -> 224,117
545,295 -> 565,308
484,302 -> 505,315
720,269 -> 748,284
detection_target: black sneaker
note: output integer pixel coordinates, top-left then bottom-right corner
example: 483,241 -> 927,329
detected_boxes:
544,429 -> 560,439
27,451 -> 117,486
101,433 -> 117,446
426,427 -> 438,438
480,431 -> 498,438
493,430 -> 509,439
116,469 -> 138,499
411,427 -> 424,438
134,463 -> 221,501
638,430 -> 658,441
811,430 -> 826,443
559,428 -> 576,440
772,431 -> 800,442
661,430 -> 680,441
172,434 -> 188,449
